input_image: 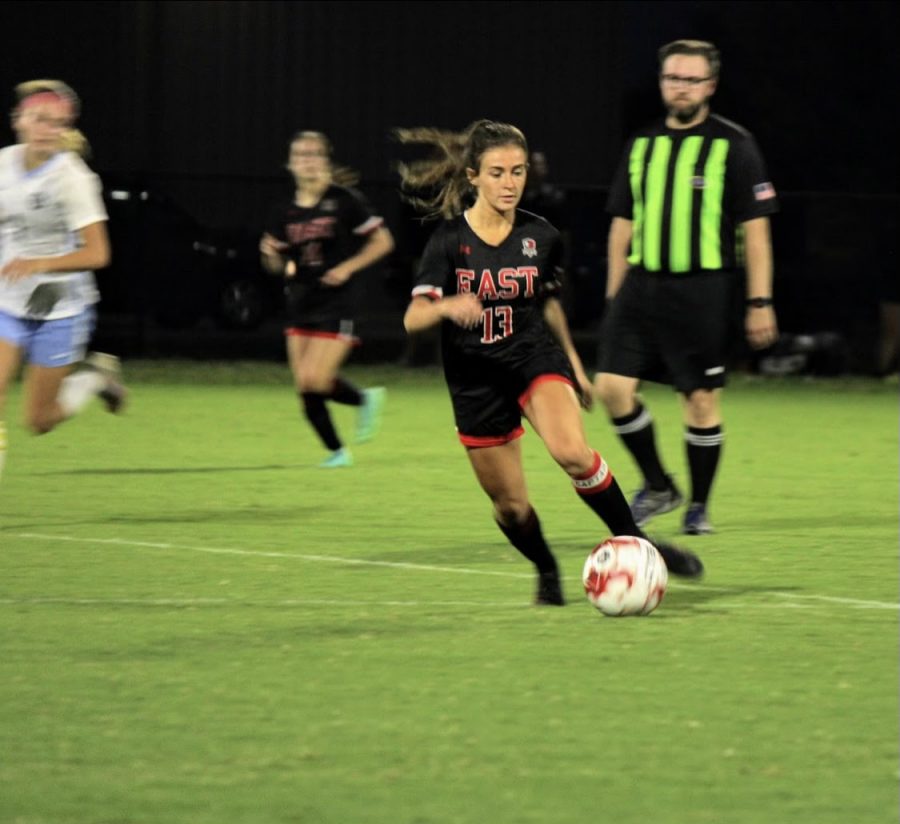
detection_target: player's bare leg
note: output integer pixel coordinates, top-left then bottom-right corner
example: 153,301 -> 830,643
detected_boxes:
528,378 -> 703,578
0,339 -> 23,481
288,334 -> 356,467
467,439 -> 564,605
286,332 -> 314,390
22,364 -> 74,434
24,355 -> 125,437
296,335 -> 354,394
524,379 -> 595,475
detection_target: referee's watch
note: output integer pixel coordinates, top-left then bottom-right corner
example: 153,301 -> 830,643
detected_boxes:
746,297 -> 773,308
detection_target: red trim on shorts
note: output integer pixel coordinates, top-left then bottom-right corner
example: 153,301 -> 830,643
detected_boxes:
458,426 -> 526,448
518,374 -> 574,409
284,327 -> 360,345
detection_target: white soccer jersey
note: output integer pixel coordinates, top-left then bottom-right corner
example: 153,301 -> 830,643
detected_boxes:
0,144 -> 107,319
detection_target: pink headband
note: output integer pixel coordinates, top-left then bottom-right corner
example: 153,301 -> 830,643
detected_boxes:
19,91 -> 75,119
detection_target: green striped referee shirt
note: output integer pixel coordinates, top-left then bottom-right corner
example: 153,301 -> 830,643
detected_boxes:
607,113 -> 778,274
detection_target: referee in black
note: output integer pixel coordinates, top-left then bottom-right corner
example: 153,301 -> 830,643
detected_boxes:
594,39 -> 778,535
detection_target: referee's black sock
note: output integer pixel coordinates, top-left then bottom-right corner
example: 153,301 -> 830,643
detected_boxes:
496,508 -> 558,574
612,403 -> 669,490
300,392 -> 342,451
329,377 -> 364,406
685,425 -> 723,504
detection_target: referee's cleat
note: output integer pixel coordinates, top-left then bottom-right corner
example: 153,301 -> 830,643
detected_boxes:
650,538 -> 704,578
319,447 -> 353,469
84,351 -> 128,413
630,478 -> 684,527
534,568 -> 565,606
355,387 -> 386,443
683,503 -> 715,535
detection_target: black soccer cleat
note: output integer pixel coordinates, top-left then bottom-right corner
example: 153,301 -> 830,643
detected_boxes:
651,538 -> 705,578
85,352 -> 128,414
98,382 -> 128,414
534,568 -> 566,606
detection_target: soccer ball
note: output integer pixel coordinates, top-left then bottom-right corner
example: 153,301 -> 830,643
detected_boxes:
582,536 -> 668,616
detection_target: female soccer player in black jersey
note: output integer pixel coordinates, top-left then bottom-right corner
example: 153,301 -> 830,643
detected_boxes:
399,120 -> 703,605
260,131 -> 394,467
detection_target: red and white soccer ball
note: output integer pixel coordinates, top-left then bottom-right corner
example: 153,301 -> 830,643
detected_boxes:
582,536 -> 668,616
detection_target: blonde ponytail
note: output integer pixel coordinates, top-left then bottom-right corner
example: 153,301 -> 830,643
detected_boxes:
60,128 -> 91,158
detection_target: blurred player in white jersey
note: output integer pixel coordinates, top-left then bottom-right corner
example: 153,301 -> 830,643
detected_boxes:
0,79 -> 126,482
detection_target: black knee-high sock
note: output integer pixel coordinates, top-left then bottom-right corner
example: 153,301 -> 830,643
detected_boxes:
685,425 -> 723,505
579,476 -> 643,537
572,451 -> 642,536
329,377 -> 364,407
300,392 -> 342,451
496,508 -> 558,573
611,403 -> 669,490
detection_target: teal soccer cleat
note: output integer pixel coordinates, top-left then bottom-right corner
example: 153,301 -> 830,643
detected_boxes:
355,387 -> 386,443
319,448 -> 353,469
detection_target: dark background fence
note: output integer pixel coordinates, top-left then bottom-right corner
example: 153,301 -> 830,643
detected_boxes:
87,173 -> 898,375
3,0 -> 898,371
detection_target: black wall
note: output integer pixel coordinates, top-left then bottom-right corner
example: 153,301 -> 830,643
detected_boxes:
4,1 -> 897,220
3,1 -> 625,227
2,1 -> 897,368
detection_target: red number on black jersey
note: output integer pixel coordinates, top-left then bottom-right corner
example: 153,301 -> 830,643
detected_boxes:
480,306 -> 514,344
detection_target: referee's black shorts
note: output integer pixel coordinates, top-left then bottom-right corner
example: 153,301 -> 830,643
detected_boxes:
597,267 -> 734,393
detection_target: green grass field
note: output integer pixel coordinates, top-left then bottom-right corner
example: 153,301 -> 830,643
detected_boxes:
0,362 -> 897,824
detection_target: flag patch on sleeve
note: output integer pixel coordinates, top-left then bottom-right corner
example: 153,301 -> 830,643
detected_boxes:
753,182 -> 776,201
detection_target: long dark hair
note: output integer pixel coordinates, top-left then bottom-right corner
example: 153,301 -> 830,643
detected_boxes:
396,119 -> 528,219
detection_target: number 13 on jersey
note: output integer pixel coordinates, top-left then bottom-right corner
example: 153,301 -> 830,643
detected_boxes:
481,306 -> 513,344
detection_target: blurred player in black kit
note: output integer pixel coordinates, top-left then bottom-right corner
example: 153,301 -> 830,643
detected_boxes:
261,131 -> 394,467
398,120 -> 703,605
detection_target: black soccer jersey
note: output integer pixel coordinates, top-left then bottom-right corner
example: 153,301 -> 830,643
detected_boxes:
265,184 -> 383,322
606,114 -> 778,274
412,210 -> 564,362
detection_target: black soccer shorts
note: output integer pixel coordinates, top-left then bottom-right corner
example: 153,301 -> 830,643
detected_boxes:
598,268 -> 733,393
445,343 -> 575,447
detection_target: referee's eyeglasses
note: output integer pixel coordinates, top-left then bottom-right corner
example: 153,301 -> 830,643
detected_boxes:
660,74 -> 712,87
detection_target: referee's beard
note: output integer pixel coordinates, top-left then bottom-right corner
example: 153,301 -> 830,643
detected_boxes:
667,98 -> 711,126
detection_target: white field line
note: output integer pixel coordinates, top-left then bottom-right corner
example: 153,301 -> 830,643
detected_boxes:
0,596 -> 528,609
13,532 -> 533,578
10,532 -> 900,611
